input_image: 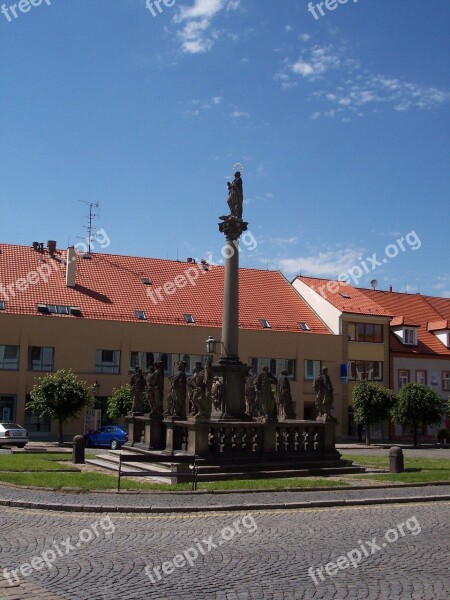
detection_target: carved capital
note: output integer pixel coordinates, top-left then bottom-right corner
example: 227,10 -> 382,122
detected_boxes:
218,216 -> 249,241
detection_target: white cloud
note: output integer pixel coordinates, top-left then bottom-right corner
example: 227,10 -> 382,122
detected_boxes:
292,62 -> 314,77
291,45 -> 341,79
174,0 -> 240,54
271,248 -> 363,277
277,41 -> 450,117
299,33 -> 311,42
230,110 -> 249,118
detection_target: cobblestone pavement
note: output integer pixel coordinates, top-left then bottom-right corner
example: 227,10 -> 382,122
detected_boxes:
0,483 -> 449,512
0,502 -> 449,600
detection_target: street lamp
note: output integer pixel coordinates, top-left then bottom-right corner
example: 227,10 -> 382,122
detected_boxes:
206,336 -> 217,354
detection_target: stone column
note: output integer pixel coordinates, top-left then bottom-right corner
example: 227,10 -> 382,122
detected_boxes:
217,216 -> 249,420
221,236 -> 240,361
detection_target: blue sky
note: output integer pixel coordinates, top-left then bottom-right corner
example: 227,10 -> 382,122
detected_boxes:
1,0 -> 449,295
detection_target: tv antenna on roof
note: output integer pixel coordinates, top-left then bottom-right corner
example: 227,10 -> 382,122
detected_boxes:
79,201 -> 100,255
370,279 -> 378,290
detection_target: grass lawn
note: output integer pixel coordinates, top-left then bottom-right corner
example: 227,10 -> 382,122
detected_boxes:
0,452 -> 349,491
0,470 -> 349,491
0,453 -> 81,472
342,454 -> 450,483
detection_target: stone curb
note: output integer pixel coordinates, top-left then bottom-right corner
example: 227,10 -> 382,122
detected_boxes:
0,494 -> 449,514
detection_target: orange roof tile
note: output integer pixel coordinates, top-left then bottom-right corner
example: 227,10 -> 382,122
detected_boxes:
0,244 -> 330,334
427,320 -> 450,332
390,315 -> 420,327
294,276 -> 392,317
362,289 -> 450,357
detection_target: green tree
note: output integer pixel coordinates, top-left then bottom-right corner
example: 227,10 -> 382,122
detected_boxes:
107,384 -> 132,420
352,380 -> 394,445
27,369 -> 93,445
391,383 -> 446,447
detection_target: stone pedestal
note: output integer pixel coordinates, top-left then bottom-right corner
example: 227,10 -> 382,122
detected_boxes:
126,415 -> 146,446
323,421 -> 340,458
187,422 -> 211,456
215,362 -> 249,420
164,418 -> 188,453
144,418 -> 165,450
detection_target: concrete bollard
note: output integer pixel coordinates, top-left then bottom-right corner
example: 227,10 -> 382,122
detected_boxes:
72,435 -> 85,464
389,446 -> 404,473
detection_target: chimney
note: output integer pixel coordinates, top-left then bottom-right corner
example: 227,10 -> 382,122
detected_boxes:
389,285 -> 393,292
47,240 -> 57,255
66,246 -> 77,288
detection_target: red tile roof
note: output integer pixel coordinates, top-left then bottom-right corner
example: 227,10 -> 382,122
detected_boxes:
294,276 -> 392,317
390,315 -> 420,327
0,244 -> 330,334
362,289 -> 450,357
427,320 -> 450,332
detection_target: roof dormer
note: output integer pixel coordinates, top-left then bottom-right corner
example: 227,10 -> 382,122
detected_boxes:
427,320 -> 450,349
390,316 -> 419,346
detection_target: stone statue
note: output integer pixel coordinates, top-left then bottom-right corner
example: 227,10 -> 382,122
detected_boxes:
227,171 -> 243,219
155,361 -> 165,415
145,365 -> 158,415
211,376 -> 224,412
165,361 -> 187,419
245,371 -> 257,417
254,366 -> 277,420
130,367 -> 146,414
277,370 -> 296,420
188,361 -> 212,419
313,367 -> 335,422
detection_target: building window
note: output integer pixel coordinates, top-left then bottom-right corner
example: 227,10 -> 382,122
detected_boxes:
24,405 -> 51,433
28,347 -> 54,372
0,345 -> 20,370
0,395 -> 15,421
415,370 -> 427,385
348,361 -> 383,381
129,352 -> 172,374
443,372 -> 450,392
404,328 -> 417,345
129,352 -> 154,372
0,301 -> 5,310
259,319 -> 271,329
135,311 -> 147,321
398,369 -> 410,388
172,354 -> 206,375
299,322 -> 311,331
304,360 -> 321,381
95,350 -> 121,374
183,314 -> 195,324
348,322 -> 383,343
248,358 -> 296,379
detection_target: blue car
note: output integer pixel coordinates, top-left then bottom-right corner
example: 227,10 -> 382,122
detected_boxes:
85,425 -> 128,450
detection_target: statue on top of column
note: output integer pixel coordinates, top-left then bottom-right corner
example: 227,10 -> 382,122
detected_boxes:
227,171 -> 243,219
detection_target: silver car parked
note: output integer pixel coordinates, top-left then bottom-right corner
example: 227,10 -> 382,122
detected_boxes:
0,422 -> 29,448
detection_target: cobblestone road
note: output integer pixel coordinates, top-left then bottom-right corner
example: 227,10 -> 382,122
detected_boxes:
1,483 -> 449,511
1,502 -> 449,600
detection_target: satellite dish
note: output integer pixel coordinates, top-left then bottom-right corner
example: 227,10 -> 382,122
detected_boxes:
370,279 -> 378,290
